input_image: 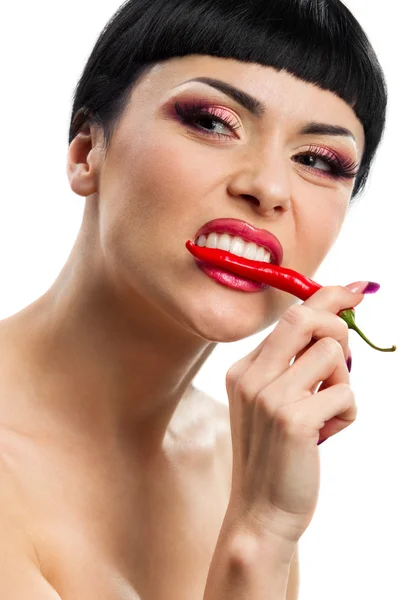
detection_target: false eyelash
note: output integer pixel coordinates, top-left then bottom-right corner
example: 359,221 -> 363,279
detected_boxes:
174,102 -> 240,137
175,102 -> 360,179
303,145 -> 360,179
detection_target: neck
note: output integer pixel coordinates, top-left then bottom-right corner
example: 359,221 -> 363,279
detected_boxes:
7,215 -> 217,458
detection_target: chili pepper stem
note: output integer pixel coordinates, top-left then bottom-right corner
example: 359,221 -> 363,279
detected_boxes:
339,309 -> 396,352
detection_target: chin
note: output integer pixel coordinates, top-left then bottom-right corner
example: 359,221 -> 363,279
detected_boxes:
182,302 -> 272,343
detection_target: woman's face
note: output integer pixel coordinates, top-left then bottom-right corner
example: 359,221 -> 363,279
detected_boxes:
74,55 -> 365,342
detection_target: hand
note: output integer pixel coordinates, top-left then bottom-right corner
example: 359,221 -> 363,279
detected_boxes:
224,284 -> 365,546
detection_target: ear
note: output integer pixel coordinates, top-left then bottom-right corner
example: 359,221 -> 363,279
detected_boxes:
67,123 -> 104,197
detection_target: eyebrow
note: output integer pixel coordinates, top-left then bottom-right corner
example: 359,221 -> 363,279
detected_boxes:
180,77 -> 356,142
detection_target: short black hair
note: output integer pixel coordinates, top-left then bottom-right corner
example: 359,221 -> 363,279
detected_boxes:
69,0 -> 388,203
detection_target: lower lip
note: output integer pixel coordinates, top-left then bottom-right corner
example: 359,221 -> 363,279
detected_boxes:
194,259 -> 269,293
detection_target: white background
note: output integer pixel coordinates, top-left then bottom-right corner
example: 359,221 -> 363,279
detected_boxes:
0,1 -> 399,598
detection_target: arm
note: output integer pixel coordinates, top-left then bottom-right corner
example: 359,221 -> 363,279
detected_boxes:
203,515 -> 298,600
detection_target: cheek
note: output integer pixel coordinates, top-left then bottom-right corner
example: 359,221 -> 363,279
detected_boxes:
290,190 -> 348,275
98,126 -> 224,271
321,192 -> 349,239
111,129 -> 216,222
308,206 -> 347,265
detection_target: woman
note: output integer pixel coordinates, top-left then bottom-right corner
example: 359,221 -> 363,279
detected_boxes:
0,0 -> 387,598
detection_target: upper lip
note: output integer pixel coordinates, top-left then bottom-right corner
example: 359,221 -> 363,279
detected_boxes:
194,218 -> 283,266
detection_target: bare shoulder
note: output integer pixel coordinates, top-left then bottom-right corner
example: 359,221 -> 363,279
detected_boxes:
0,442 -> 37,555
0,456 -> 62,598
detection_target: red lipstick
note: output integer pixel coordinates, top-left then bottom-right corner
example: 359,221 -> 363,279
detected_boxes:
194,218 -> 283,266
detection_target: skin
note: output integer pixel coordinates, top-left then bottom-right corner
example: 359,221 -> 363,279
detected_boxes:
0,55 -> 365,597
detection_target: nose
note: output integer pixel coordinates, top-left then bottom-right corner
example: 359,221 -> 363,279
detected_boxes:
227,144 -> 292,217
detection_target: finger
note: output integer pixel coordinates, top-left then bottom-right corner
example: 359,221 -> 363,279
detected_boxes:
292,338 -> 316,367
226,336 -> 274,396
275,382 -> 357,444
291,338 -> 324,395
234,285 -> 361,370
303,284 -> 364,311
280,337 -> 338,396
267,336 -> 350,400
226,285 -> 360,396
241,304 -> 350,393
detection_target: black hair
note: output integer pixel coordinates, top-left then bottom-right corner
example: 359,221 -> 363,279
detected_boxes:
69,0 -> 388,203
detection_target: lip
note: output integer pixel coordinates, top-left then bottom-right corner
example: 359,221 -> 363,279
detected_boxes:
194,218 -> 283,266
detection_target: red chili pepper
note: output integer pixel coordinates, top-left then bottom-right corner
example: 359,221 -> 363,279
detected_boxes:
186,240 -> 396,353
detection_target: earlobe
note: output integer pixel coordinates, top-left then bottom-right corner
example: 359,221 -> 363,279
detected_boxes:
67,126 -> 100,197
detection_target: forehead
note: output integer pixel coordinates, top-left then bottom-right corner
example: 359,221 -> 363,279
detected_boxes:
134,55 -> 365,152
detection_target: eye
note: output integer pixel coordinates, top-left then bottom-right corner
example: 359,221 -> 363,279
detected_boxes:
293,145 -> 360,180
296,154 -> 331,171
174,102 -> 240,139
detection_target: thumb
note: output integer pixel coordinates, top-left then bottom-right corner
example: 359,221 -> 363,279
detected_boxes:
345,281 -> 380,295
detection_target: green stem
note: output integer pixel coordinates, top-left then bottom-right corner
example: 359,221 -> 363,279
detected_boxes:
339,309 -> 396,352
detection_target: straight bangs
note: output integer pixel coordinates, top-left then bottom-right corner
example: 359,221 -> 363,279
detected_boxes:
70,0 -> 387,199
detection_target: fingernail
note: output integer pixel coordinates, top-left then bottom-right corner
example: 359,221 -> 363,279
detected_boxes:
317,438 -> 327,446
346,355 -> 352,373
346,281 -> 380,294
363,282 -> 381,294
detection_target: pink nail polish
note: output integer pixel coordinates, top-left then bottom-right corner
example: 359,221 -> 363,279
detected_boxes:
346,281 -> 380,294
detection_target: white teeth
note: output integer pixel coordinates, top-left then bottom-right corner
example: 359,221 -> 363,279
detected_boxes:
230,236 -> 246,257
255,246 -> 266,261
197,235 -> 207,247
243,241 -> 258,260
195,232 -> 272,262
217,233 -> 231,252
205,232 -> 218,249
